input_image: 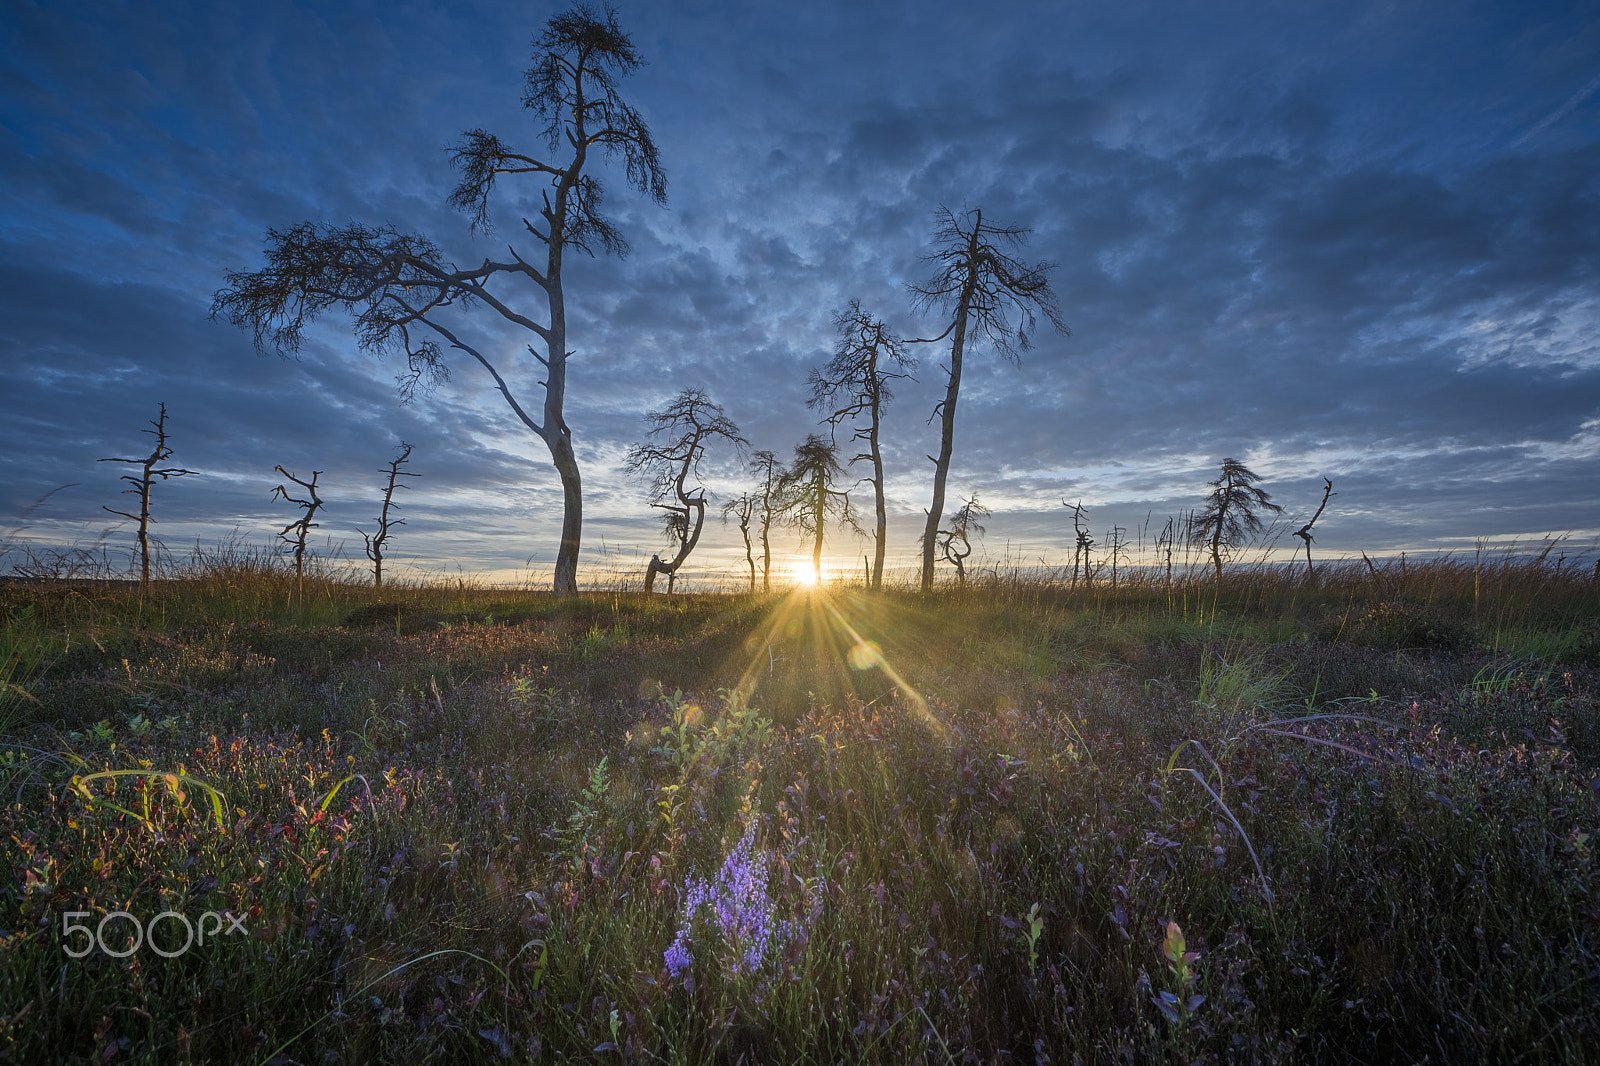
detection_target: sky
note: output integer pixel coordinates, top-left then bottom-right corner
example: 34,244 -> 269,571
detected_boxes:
3,0 -> 1600,588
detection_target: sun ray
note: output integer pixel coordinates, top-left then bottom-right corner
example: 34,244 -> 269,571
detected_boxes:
717,582 -> 949,745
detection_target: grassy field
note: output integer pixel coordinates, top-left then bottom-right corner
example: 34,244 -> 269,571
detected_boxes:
2,552 -> 1599,1063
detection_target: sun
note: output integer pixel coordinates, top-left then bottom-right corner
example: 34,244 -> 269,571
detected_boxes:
788,560 -> 819,587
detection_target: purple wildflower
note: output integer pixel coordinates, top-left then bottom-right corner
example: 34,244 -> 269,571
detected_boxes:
663,930 -> 692,977
665,824 -> 802,980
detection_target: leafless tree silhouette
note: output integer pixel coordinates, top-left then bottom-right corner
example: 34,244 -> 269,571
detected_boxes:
212,4 -> 665,597
808,300 -> 916,590
358,442 -> 421,587
747,450 -> 784,592
272,466 -> 324,586
99,403 -> 196,588
1293,478 -> 1335,586
1063,499 -> 1095,588
933,493 -> 989,588
909,207 -> 1066,590
721,491 -> 758,593
1105,523 -> 1129,589
625,388 -> 746,594
1155,512 -> 1183,589
776,435 -> 858,585
1191,458 -> 1282,583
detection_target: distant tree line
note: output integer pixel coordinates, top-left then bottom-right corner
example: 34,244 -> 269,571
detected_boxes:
76,397 -> 1327,593
90,404 -> 422,589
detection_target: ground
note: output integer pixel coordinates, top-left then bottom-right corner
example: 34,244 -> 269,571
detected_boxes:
1,557 -> 1597,1063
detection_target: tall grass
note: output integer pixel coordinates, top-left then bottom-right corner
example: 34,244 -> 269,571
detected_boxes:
1,545 -> 1597,1062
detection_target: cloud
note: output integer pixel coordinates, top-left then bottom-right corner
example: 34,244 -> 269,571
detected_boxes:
4,0 -> 1600,580
1512,68 -> 1600,148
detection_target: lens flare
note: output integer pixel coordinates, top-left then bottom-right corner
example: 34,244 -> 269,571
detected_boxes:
847,640 -> 883,671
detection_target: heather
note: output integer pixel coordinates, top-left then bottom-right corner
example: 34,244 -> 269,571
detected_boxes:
1,553 -> 1598,1063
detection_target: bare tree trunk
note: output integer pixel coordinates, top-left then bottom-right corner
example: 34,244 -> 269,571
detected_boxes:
812,479 -> 826,582
743,523 -> 756,592
544,159 -> 581,597
761,518 -> 772,592
644,498 -> 706,594
870,399 -> 887,590
760,462 -> 776,592
362,442 -> 419,588
921,290 -> 972,590
1209,510 -> 1226,585
1293,478 -> 1334,587
551,434 -> 582,596
272,466 -> 324,593
135,484 -> 152,585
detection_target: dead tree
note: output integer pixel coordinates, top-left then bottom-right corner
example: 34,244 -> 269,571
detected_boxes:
808,300 -> 916,590
721,491 -> 758,593
776,435 -> 859,585
1292,478 -> 1335,586
358,442 -> 421,587
1064,500 -> 1095,588
99,403 -> 197,587
272,466 -> 324,584
934,494 -> 989,588
747,450 -> 784,592
1106,524 -> 1129,589
1190,458 -> 1282,584
1156,514 -> 1179,588
656,510 -> 690,593
909,206 -> 1067,591
211,5 -> 666,598
624,388 -> 747,594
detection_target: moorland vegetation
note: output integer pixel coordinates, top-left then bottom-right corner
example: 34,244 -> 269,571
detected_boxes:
1,545 -> 1597,1063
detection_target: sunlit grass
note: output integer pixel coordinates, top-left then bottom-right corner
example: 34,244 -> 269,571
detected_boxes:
2,552 -> 1598,1062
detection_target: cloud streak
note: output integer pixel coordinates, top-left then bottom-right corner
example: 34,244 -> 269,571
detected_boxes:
1512,68 -> 1600,148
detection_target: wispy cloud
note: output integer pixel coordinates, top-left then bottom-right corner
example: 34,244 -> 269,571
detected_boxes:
1511,68 -> 1600,149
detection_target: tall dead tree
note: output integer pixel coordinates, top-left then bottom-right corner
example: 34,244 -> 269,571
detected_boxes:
272,466 -> 324,584
1292,478 -> 1335,586
1190,458 -> 1282,584
776,435 -> 858,585
933,493 -> 989,588
909,206 -> 1067,591
212,5 -> 666,598
625,388 -> 747,594
99,403 -> 196,588
358,442 -> 421,588
747,450 -> 784,592
808,300 -> 916,590
721,491 -> 758,593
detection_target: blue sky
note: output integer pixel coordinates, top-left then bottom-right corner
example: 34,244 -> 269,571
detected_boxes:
4,0 -> 1599,586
